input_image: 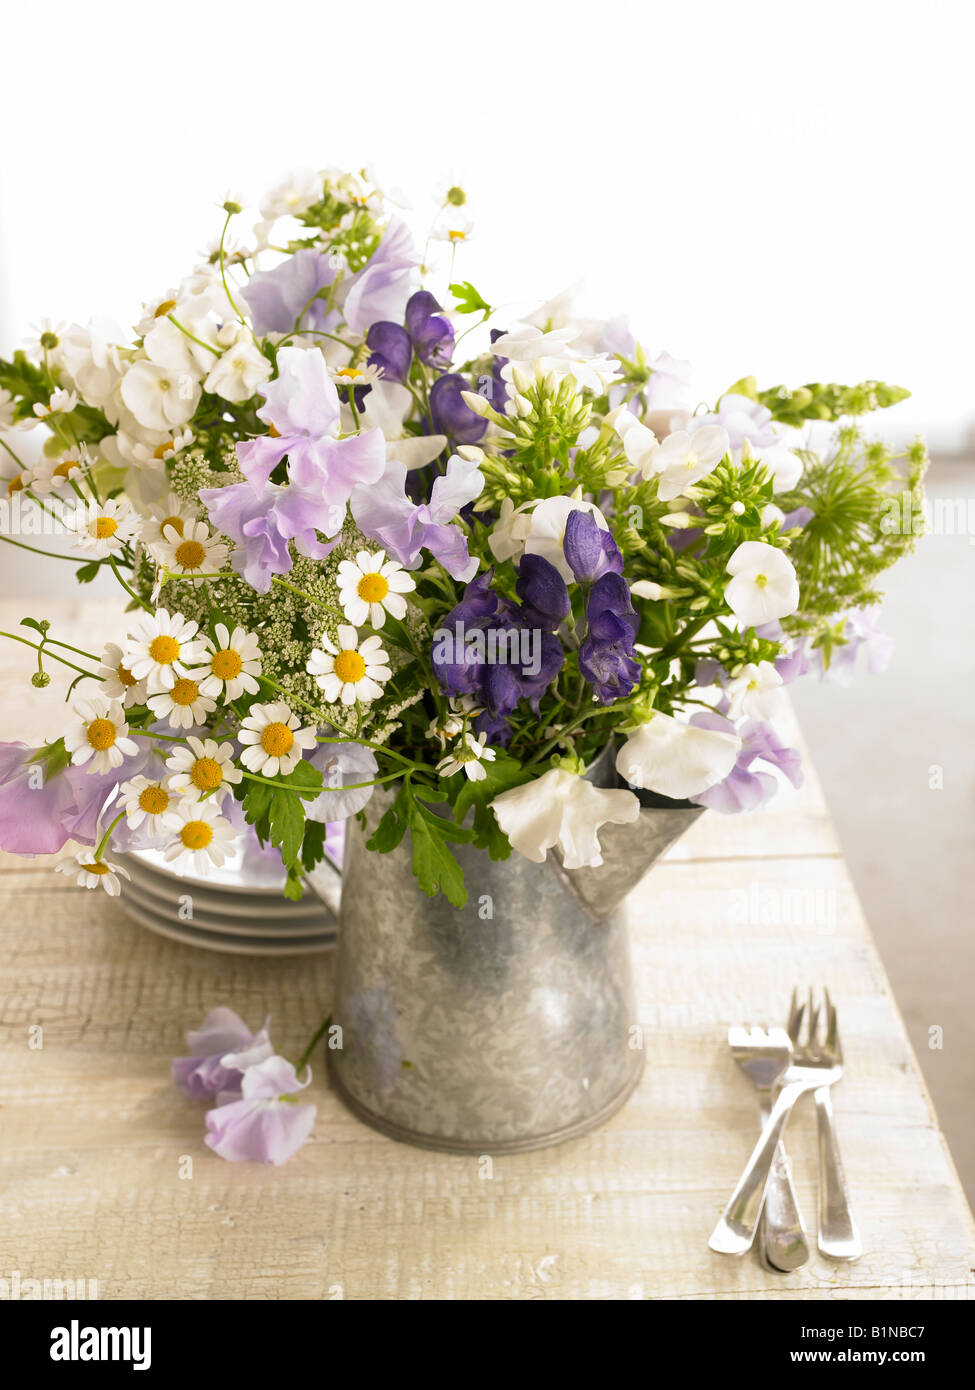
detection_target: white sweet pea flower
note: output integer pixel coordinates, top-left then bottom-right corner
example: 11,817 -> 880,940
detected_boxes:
491,325 -> 580,362
488,497 -> 535,563
522,495 -> 611,583
725,541 -> 800,626
259,168 -> 322,222
752,442 -> 803,492
616,713 -> 741,800
59,319 -> 126,409
645,426 -> 730,502
491,768 -> 640,870
613,408 -> 659,476
724,661 -> 786,723
204,330 -> 272,403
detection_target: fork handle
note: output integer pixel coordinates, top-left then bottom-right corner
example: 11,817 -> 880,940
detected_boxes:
814,1085 -> 862,1260
758,1097 -> 810,1271
709,1080 -> 808,1255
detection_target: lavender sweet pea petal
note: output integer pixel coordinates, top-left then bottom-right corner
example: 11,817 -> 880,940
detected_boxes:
256,346 -> 341,439
200,482 -> 294,593
204,1055 -> 316,1165
306,741 -> 379,822
341,219 -> 419,334
242,249 -> 337,336
283,428 -> 387,506
236,433 -> 291,493
172,1008 -> 273,1101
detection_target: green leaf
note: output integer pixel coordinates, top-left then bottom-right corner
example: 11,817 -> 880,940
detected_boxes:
268,788 -> 305,869
300,819 -> 327,873
449,280 -> 491,315
409,796 -> 473,908
366,783 -> 411,853
283,869 -> 304,902
74,562 -> 102,584
20,617 -> 48,636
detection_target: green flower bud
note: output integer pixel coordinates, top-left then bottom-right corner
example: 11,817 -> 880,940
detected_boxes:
32,671 -> 51,688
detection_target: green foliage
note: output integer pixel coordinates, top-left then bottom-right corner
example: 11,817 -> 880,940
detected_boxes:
725,374 -> 911,427
778,429 -> 927,633
449,281 -> 491,315
366,778 -> 475,908
239,759 -> 324,872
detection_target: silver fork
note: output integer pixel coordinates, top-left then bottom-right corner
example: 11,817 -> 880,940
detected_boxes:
728,1024 -> 809,1271
789,989 -> 862,1261
709,1024 -> 844,1255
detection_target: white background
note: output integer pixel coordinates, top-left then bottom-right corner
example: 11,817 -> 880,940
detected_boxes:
0,0 -> 972,455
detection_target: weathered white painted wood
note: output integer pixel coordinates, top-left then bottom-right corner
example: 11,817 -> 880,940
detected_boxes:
0,599 -> 972,1300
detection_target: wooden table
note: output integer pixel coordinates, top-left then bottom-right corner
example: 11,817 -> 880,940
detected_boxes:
1,599 -> 972,1300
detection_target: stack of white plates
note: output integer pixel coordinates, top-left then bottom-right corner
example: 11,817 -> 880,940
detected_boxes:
122,836 -> 342,955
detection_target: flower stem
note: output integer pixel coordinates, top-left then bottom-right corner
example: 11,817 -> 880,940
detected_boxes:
295,1013 -> 332,1073
94,811 -> 126,861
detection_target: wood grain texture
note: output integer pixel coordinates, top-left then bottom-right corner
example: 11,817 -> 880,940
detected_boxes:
0,599 -> 972,1300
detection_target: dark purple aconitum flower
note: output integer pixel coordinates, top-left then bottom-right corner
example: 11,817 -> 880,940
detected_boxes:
366,321 -> 412,382
431,569 -> 564,744
516,554 -> 570,630
562,509 -> 623,584
430,373 -> 487,444
405,290 -> 455,369
578,572 -> 640,704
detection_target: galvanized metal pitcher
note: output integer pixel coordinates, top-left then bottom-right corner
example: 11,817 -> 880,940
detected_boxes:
328,748 -> 702,1153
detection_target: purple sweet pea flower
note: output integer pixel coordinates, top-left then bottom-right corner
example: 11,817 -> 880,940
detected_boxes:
237,347 -> 386,509
690,714 -> 803,813
689,392 -> 777,450
430,373 -> 488,444
204,1054 -> 317,1165
0,741 -> 147,856
405,290 -> 454,369
341,219 -> 419,334
351,453 -> 483,580
200,481 -> 301,593
562,508 -> 623,584
516,553 -> 570,630
578,572 -> 641,704
172,1007 -> 274,1101
241,249 -> 339,337
366,321 -> 412,383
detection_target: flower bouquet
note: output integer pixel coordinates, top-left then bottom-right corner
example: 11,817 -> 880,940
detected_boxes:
0,165 -> 926,1153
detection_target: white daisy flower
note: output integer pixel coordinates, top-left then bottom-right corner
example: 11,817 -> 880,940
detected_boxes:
164,737 -> 242,803
306,625 -> 392,706
151,519 -> 229,584
26,444 -> 91,496
238,701 -> 317,778
427,696 -> 484,750
97,642 -> 148,707
161,799 -> 237,874
123,609 -> 206,692
147,674 -> 217,730
62,497 -> 138,558
336,550 -> 415,628
119,775 -> 176,829
437,731 -> 497,782
138,494 -> 199,549
25,317 -> 68,361
55,851 -> 130,897
26,387 -> 78,427
64,694 -> 139,775
330,361 -> 385,391
191,624 -> 262,701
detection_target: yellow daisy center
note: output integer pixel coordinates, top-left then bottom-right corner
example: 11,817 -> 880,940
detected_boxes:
154,298 -> 177,318
154,443 -> 174,460
116,662 -> 136,687
357,572 -> 389,603
138,785 -> 169,815
94,516 -> 118,539
84,862 -> 112,876
337,366 -> 363,379
149,634 -> 180,664
53,460 -> 75,478
180,821 -> 213,850
211,648 -> 243,680
267,423 -> 281,438
170,678 -> 200,707
261,722 -> 294,757
7,475 -> 24,495
334,649 -> 366,684
160,514 -> 184,535
191,757 -> 224,791
175,538 -> 206,569
448,229 -> 467,242
87,718 -> 117,751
